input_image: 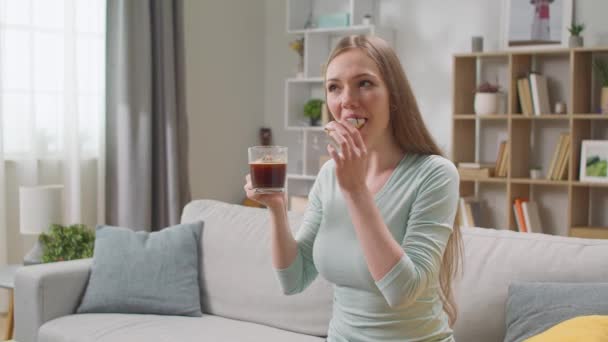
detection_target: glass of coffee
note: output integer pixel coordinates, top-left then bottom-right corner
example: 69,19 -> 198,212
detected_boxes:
248,146 -> 287,193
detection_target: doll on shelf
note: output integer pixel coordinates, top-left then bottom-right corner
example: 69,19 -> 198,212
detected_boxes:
530,0 -> 554,41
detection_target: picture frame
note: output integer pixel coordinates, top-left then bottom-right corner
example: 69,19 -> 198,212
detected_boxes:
500,0 -> 573,50
579,140 -> 608,183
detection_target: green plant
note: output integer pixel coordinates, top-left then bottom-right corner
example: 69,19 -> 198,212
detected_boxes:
289,37 -> 304,57
568,23 -> 585,36
303,99 -> 323,121
39,224 -> 95,263
594,59 -> 608,87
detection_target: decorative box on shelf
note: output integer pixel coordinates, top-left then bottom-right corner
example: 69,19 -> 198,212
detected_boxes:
316,12 -> 349,29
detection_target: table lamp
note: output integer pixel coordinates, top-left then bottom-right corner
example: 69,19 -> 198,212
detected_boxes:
19,185 -> 64,265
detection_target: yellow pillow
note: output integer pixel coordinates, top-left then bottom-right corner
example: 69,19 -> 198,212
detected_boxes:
524,315 -> 608,342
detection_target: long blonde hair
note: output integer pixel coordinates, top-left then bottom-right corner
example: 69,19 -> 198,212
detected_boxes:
325,35 -> 463,326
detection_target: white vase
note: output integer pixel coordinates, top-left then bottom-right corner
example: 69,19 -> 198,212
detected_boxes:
296,56 -> 304,79
474,93 -> 498,115
568,36 -> 583,48
530,169 -> 542,179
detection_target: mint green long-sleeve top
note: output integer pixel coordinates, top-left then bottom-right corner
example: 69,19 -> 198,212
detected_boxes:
276,153 -> 459,342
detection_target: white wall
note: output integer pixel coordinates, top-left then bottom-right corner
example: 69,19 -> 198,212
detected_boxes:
263,0 -> 302,158
184,0 -> 265,204
258,1 -> 608,232
263,0 -> 608,158
183,0 -> 608,202
379,0 -> 503,155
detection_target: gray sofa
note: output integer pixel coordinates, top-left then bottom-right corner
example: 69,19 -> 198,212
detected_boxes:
14,199 -> 608,342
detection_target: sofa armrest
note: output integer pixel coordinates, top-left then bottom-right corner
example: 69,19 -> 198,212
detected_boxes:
14,258 -> 92,342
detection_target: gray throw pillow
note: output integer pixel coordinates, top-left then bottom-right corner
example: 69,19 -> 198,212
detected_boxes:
504,282 -> 608,342
77,222 -> 203,317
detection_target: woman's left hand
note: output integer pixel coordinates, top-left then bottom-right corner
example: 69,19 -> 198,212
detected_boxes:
326,120 -> 369,194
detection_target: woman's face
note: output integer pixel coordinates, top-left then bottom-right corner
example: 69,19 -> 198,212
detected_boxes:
325,49 -> 391,149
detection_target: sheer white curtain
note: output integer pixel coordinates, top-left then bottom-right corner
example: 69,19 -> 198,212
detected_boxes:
0,0 -> 106,279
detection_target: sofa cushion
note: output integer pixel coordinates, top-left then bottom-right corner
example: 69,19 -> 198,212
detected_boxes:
77,222 -> 203,317
38,314 -> 325,342
504,282 -> 608,342
523,315 -> 608,342
453,227 -> 608,342
180,200 -> 333,336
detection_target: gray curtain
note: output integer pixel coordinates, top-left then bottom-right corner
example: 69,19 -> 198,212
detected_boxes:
106,0 -> 190,231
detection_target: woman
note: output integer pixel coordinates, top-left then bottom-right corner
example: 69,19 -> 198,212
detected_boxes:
244,35 -> 462,342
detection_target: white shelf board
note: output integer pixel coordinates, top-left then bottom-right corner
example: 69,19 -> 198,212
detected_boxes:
286,126 -> 325,131
288,24 -> 376,35
287,77 -> 324,83
287,174 -> 317,181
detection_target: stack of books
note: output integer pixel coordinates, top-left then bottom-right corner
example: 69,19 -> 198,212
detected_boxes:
289,196 -> 309,213
546,133 -> 571,180
494,141 -> 509,177
569,227 -> 608,239
512,198 -> 543,234
457,162 -> 495,179
517,72 -> 552,116
457,197 -> 481,228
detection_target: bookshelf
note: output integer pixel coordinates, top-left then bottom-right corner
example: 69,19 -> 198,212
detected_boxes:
452,47 -> 608,237
284,0 -> 394,208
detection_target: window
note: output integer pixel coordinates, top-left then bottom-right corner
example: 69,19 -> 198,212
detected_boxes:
0,0 -> 106,157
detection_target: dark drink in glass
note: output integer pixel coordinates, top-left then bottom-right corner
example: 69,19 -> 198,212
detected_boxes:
248,146 -> 287,193
250,162 -> 286,189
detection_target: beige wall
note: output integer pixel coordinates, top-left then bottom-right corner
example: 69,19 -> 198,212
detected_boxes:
263,0 -> 297,147
183,0 -> 265,204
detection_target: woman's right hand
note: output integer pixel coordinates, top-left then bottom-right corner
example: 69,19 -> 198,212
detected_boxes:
244,174 -> 286,210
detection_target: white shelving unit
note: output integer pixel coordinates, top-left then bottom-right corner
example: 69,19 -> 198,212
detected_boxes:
284,0 -> 393,201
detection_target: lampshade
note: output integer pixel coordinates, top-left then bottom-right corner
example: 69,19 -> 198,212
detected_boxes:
19,185 -> 64,235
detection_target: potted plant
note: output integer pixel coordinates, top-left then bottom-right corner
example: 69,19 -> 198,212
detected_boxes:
567,23 -> 585,48
289,37 -> 305,78
362,14 -> 372,26
304,99 -> 324,126
39,224 -> 95,263
529,166 -> 543,179
594,59 -> 608,114
474,81 -> 501,115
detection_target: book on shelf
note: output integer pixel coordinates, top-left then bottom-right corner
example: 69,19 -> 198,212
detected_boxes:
457,198 -> 467,227
547,133 -> 561,180
500,146 -> 509,177
495,141 -> 508,177
555,135 -> 570,180
569,227 -> 608,239
458,197 -> 481,228
495,142 -> 505,176
529,73 -> 551,115
513,198 -> 529,233
512,198 -> 544,234
513,203 -> 523,231
522,201 -> 543,234
517,78 -> 534,116
546,133 -> 570,180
